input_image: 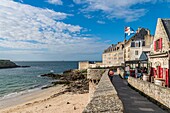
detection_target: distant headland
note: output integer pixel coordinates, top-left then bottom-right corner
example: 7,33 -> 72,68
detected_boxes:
0,60 -> 30,69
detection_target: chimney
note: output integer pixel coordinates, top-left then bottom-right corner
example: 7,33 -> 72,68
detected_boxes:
147,29 -> 150,35
138,27 -> 141,33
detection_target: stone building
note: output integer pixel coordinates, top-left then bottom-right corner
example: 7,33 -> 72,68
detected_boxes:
124,28 -> 153,63
102,28 -> 153,67
102,42 -> 124,67
149,18 -> 170,87
79,61 -> 103,70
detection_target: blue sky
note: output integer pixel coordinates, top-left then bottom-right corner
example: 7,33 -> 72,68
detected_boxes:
0,0 -> 170,61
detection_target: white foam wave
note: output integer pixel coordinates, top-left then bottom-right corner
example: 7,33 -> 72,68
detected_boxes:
0,87 -> 41,100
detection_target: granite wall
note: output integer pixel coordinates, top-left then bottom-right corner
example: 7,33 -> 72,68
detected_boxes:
83,69 -> 123,113
128,76 -> 170,108
87,69 -> 106,100
79,61 -> 89,70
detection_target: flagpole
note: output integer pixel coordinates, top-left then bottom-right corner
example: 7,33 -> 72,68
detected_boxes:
124,26 -> 126,41
124,26 -> 126,72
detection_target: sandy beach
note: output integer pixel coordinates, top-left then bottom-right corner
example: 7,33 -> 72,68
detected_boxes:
0,85 -> 89,113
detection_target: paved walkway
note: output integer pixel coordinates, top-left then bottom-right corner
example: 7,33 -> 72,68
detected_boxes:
112,75 -> 167,113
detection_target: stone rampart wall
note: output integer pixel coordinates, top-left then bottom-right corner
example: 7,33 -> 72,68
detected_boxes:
128,76 -> 170,108
83,70 -> 123,113
87,69 -> 106,100
79,61 -> 89,70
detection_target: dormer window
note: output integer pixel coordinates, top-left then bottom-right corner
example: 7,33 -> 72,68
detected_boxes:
135,41 -> 140,47
131,42 -> 135,47
131,41 -> 142,47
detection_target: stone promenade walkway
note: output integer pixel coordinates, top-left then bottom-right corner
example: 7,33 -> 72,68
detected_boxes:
112,75 -> 167,113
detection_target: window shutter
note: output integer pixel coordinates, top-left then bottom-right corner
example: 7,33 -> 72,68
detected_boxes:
154,41 -> 156,51
166,69 -> 169,87
159,38 -> 162,49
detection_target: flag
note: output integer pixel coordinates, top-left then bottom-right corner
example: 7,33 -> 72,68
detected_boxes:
125,27 -> 135,36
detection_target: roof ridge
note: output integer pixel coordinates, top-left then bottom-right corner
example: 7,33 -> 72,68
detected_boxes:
161,18 -> 170,20
161,19 -> 170,39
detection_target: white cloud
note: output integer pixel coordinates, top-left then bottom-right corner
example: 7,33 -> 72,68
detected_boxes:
97,20 -> 106,24
73,0 -> 161,22
46,0 -> 63,5
0,0 -> 109,60
19,0 -> 23,3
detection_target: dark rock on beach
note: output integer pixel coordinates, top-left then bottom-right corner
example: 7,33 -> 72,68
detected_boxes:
63,69 -> 73,74
41,69 -> 89,94
41,73 -> 61,79
52,80 -> 70,85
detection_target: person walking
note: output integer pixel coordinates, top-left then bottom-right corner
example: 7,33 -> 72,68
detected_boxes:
108,69 -> 114,82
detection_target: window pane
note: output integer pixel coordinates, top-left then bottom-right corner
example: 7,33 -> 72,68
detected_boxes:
135,51 -> 138,55
131,42 -> 135,47
136,42 -> 139,47
142,41 -> 145,46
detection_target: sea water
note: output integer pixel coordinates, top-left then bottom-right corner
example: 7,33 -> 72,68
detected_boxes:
0,61 -> 78,99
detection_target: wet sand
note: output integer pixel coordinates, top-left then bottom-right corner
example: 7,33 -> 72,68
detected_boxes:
0,85 -> 89,113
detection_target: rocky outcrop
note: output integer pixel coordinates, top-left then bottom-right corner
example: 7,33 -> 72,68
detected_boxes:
0,60 -> 30,69
0,60 -> 20,69
0,60 -> 19,68
41,73 -> 61,79
41,69 -> 89,94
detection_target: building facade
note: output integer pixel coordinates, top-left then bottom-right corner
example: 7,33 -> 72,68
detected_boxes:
102,28 -> 153,67
124,28 -> 153,62
149,18 -> 170,87
102,42 -> 124,67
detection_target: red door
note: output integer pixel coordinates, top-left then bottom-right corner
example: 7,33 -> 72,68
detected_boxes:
157,66 -> 163,78
160,67 -> 163,78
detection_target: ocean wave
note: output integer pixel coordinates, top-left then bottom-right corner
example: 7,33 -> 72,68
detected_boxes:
29,84 -> 41,89
0,87 -> 41,100
37,75 -> 42,77
0,83 -> 53,101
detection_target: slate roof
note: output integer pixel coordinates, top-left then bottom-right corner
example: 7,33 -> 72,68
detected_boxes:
139,51 -> 149,61
103,44 -> 117,53
125,28 -> 148,44
162,19 -> 170,40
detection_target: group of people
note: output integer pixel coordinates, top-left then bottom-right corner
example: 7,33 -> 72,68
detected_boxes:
125,65 -> 148,78
135,67 -> 147,78
108,69 -> 114,81
108,67 -> 147,81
